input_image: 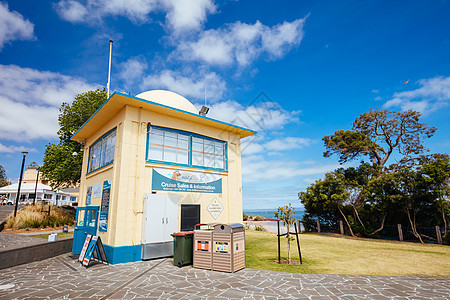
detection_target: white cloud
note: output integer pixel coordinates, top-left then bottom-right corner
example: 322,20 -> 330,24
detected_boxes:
0,143 -> 37,153
163,0 -> 216,34
0,65 -> 98,142
53,0 -> 88,23
0,143 -> 36,154
140,69 -> 226,101
54,0 -> 215,32
175,17 -> 307,67
207,99 -> 300,131
384,76 -> 450,115
265,137 -> 313,151
119,57 -> 149,88
241,136 -> 314,156
0,2 -> 35,51
242,155 -> 339,183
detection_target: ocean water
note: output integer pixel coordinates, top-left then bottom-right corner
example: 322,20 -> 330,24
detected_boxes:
244,208 -> 305,221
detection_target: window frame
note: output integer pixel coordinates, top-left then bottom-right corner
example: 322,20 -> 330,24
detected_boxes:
87,128 -> 117,174
146,125 -> 228,172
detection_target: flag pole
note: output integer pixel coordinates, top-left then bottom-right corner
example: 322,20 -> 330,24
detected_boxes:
107,40 -> 113,98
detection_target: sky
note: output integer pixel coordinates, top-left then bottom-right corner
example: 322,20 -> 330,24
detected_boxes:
1,0 -> 450,209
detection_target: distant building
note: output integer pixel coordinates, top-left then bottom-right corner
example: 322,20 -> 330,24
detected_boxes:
0,182 -> 78,206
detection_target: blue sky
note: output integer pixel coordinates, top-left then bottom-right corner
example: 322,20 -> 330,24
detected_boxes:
1,0 -> 450,209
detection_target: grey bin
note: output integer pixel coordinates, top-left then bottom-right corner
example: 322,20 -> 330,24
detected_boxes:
212,223 -> 245,273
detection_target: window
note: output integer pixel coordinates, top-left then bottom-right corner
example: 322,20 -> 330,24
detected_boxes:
88,128 -> 117,173
70,196 -> 77,202
147,125 -> 227,171
44,194 -> 52,200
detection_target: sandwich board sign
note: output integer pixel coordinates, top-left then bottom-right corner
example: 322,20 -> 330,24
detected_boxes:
78,235 -> 109,268
78,234 -> 92,262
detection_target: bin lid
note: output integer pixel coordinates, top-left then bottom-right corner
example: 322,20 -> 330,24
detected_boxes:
171,231 -> 194,236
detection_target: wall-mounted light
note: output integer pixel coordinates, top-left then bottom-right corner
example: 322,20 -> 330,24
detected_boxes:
199,106 -> 209,116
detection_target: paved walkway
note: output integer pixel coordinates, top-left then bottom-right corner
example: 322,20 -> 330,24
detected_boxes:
0,232 -> 48,251
0,254 -> 449,299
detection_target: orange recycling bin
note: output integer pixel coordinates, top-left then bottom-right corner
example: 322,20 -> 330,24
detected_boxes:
193,223 -> 215,270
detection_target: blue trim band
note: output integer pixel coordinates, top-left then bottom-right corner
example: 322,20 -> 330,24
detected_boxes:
103,244 -> 142,264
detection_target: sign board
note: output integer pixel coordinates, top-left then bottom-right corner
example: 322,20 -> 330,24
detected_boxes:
86,186 -> 93,205
92,183 -> 102,198
80,235 -> 108,268
99,180 -> 111,232
207,198 -> 223,219
82,236 -> 98,266
152,168 -> 222,193
78,234 -> 92,262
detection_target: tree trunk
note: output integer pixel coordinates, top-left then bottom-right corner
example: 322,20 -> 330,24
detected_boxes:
369,213 -> 386,235
406,208 -> 423,243
352,205 -> 366,229
338,205 -> 355,237
442,204 -> 448,237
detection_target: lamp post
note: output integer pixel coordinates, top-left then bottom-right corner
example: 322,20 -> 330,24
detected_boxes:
33,166 -> 40,205
14,151 -> 28,217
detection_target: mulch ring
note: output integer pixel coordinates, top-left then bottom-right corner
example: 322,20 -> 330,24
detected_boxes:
275,260 -> 303,265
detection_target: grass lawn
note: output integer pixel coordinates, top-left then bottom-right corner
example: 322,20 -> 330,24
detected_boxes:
30,232 -> 74,239
245,230 -> 450,277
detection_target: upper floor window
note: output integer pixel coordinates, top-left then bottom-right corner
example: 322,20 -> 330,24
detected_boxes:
147,125 -> 227,171
88,128 -> 117,173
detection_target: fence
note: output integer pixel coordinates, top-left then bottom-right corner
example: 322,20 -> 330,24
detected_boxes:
299,220 -> 449,245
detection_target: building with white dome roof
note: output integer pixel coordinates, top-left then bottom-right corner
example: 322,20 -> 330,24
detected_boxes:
71,90 -> 255,264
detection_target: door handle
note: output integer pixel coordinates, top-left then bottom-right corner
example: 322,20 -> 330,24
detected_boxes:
162,217 -> 164,224
166,217 -> 168,224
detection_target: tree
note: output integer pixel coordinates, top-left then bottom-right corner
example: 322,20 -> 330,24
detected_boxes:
420,154 -> 450,236
323,109 -> 436,172
40,88 -> 107,187
274,203 -> 296,264
299,172 -> 356,236
0,165 -> 10,187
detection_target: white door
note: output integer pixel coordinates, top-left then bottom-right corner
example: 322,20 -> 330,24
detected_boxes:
142,194 -> 179,244
164,195 -> 179,242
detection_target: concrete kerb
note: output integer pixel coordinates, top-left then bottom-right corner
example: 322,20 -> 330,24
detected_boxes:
0,237 -> 73,270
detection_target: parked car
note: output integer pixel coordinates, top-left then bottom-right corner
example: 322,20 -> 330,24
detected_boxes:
1,197 -> 13,205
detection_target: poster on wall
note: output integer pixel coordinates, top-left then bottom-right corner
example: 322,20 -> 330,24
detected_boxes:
99,180 -> 111,232
207,198 -> 224,219
92,182 -> 102,198
86,186 -> 93,205
152,168 -> 222,193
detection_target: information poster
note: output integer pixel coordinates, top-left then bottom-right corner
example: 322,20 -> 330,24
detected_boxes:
99,180 -> 111,232
78,234 -> 92,262
82,236 -> 98,266
86,186 -> 92,205
92,182 -> 102,198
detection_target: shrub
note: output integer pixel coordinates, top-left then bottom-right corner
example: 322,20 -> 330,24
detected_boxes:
254,225 -> 266,231
254,216 -> 265,221
3,204 -> 76,230
243,214 -> 248,221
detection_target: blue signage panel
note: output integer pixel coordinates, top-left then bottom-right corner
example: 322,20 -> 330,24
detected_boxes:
152,168 -> 222,193
99,180 -> 111,232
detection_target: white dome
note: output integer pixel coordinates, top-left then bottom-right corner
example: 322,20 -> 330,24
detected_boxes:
136,90 -> 197,114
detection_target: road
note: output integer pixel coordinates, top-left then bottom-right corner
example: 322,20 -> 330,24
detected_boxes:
0,205 -> 15,223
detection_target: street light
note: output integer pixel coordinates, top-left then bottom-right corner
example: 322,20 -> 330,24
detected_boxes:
33,165 -> 40,206
14,151 -> 28,217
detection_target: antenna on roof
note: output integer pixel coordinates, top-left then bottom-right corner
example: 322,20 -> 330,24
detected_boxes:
107,40 -> 113,99
199,83 -> 209,116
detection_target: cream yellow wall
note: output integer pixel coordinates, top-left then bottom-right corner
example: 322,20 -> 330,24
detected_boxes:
78,104 -> 244,248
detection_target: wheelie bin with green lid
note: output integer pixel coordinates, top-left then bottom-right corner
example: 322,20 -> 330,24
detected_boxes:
171,231 -> 194,267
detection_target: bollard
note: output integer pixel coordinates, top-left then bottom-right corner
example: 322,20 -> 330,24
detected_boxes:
317,219 -> 321,233
339,220 -> 344,235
